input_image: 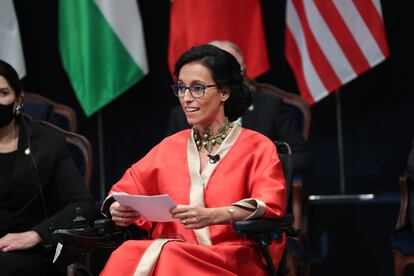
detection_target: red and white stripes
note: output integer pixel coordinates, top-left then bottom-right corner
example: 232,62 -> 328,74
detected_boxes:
285,0 -> 389,104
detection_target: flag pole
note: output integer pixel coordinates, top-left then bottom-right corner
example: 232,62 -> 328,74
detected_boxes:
97,110 -> 106,201
336,89 -> 346,194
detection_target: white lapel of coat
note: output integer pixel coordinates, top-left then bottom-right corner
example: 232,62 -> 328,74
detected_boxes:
187,124 -> 242,245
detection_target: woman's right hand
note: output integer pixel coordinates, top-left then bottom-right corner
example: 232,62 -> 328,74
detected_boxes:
109,201 -> 140,227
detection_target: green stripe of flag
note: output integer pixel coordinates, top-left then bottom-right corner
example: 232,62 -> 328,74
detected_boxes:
59,0 -> 147,116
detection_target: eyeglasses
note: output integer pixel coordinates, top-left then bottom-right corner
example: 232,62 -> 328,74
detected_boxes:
171,83 -> 217,98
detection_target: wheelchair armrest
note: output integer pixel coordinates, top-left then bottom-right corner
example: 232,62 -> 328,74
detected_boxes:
233,214 -> 298,237
52,207 -> 97,252
53,217 -> 149,253
53,226 -> 97,253
94,218 -> 117,235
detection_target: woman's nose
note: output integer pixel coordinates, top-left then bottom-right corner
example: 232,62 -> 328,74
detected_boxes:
182,89 -> 194,101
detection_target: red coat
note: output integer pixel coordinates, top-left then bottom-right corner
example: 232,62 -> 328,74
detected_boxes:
101,126 -> 286,275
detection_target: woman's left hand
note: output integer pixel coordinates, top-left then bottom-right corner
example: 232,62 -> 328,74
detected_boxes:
171,205 -> 214,229
0,231 -> 42,252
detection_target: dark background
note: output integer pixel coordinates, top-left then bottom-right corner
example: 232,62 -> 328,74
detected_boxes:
12,1 -> 414,275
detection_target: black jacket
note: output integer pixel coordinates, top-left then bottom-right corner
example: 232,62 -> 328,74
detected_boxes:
0,116 -> 94,246
167,91 -> 311,173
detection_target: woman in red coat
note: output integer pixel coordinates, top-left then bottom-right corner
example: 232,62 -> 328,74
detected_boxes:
101,45 -> 286,275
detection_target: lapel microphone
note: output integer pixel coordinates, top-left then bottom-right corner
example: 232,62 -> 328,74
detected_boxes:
207,154 -> 220,164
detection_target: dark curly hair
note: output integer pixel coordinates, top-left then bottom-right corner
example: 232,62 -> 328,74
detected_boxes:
173,44 -> 252,122
0,59 -> 22,95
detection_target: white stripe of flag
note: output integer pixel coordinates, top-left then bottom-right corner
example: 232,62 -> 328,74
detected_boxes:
285,0 -> 389,104
94,0 -> 148,74
0,0 -> 26,79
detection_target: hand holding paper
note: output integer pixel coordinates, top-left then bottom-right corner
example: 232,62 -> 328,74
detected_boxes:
112,192 -> 177,222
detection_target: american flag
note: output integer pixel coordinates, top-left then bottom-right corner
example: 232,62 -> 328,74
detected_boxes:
285,0 -> 389,104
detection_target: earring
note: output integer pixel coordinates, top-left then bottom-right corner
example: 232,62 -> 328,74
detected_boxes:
16,104 -> 23,115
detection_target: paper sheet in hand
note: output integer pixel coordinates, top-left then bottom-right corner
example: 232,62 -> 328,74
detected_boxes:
112,192 -> 177,222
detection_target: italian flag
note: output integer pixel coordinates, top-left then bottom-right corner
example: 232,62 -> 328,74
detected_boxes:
59,0 -> 148,116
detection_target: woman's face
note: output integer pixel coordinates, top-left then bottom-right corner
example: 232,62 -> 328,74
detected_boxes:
0,76 -> 17,106
178,62 -> 229,131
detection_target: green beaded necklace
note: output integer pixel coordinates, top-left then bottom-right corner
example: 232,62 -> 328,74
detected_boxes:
193,118 -> 234,153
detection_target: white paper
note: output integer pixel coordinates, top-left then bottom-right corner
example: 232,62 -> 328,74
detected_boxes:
52,242 -> 63,263
112,192 -> 177,222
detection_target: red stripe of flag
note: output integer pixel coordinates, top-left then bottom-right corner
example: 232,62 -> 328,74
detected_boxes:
285,0 -> 389,104
314,0 -> 370,75
291,0 -> 341,92
285,27 -> 315,105
353,0 -> 390,58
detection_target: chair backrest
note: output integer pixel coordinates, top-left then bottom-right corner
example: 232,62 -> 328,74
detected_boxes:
24,92 -> 78,132
260,83 -> 311,260
253,82 -> 311,139
39,121 -> 93,187
274,141 -> 293,193
275,141 -> 295,219
396,175 -> 414,229
45,124 -> 93,276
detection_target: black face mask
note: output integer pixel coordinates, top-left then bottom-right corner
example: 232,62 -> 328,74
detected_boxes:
0,102 -> 15,128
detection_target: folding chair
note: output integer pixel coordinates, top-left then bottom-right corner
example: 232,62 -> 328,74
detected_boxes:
390,175 -> 414,276
39,121 -> 94,276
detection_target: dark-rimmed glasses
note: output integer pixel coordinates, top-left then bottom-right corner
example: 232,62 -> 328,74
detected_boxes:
171,84 -> 217,98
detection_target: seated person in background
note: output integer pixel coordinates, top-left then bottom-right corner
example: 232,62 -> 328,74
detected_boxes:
100,45 -> 286,275
0,60 -> 94,275
167,40 -> 311,174
408,139 -> 414,180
